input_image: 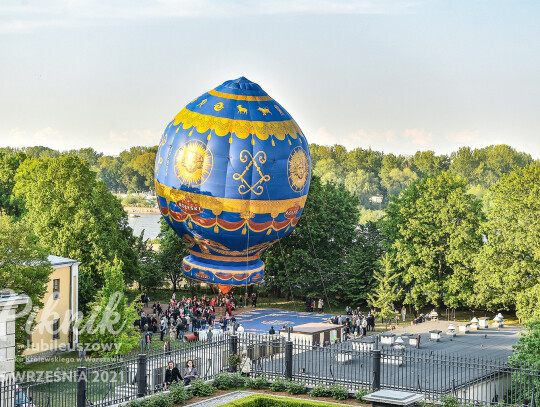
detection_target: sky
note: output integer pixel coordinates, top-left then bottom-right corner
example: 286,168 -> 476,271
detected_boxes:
1,0 -> 539,158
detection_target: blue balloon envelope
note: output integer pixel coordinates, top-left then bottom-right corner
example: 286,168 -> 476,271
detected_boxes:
155,77 -> 311,293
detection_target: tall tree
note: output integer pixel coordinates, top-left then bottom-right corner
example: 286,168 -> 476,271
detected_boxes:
0,215 -> 52,357
79,258 -> 139,356
157,218 -> 189,293
368,254 -> 402,326
13,156 -> 139,309
472,163 -> 540,320
262,176 -> 380,306
381,172 -> 484,310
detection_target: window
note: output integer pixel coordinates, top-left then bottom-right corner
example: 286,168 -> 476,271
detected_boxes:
53,319 -> 60,340
53,279 -> 60,299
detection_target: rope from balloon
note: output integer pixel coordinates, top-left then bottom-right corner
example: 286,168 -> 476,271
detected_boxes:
265,182 -> 298,313
306,218 -> 332,314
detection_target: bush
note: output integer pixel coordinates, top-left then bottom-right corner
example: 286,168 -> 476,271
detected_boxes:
309,384 -> 332,397
285,380 -> 307,395
213,373 -> 238,390
270,378 -> 288,392
441,396 -> 460,407
231,374 -> 246,388
328,384 -> 349,400
168,382 -> 192,404
244,374 -> 268,389
189,379 -> 215,397
355,388 -> 371,403
125,399 -> 150,407
147,393 -> 172,407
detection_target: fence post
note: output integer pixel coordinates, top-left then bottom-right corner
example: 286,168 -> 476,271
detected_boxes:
137,353 -> 147,397
285,340 -> 293,379
77,366 -> 87,407
371,349 -> 381,391
230,334 -> 238,372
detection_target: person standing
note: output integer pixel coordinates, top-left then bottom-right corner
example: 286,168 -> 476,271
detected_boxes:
251,292 -> 257,307
239,350 -> 252,377
361,317 -> 368,337
401,306 -> 407,324
318,298 -> 324,313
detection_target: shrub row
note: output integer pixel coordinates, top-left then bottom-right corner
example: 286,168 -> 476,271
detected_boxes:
124,375 -> 371,406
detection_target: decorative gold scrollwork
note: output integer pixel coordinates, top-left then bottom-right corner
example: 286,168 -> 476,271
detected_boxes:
233,150 -> 271,196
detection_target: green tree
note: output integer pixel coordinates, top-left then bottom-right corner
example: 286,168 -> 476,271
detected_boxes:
381,172 -> 484,310
262,176 -> 380,307
0,151 -> 26,218
368,254 -> 402,326
412,150 -> 449,177
79,258 -> 139,356
344,169 -> 381,206
312,158 -> 344,185
472,163 -> 540,318
0,215 -> 52,358
13,156 -> 139,309
133,152 -> 157,193
157,218 -> 189,293
135,232 -> 165,293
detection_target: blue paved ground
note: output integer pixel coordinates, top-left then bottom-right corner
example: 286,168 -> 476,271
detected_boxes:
233,308 -> 335,333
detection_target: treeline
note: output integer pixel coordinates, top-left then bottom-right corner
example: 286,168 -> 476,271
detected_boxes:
0,146 -> 157,194
311,144 -> 534,219
2,143 -> 533,216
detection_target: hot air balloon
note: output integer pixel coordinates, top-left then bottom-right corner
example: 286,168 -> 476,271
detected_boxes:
154,77 -> 311,294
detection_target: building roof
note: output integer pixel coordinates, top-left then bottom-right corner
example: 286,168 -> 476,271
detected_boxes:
47,255 -> 81,267
280,323 -> 343,334
0,292 -> 29,306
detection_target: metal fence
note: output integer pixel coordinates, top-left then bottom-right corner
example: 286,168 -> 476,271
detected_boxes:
1,332 -> 538,407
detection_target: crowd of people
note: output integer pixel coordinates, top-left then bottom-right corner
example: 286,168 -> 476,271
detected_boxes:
135,291 -> 257,349
329,308 -> 377,339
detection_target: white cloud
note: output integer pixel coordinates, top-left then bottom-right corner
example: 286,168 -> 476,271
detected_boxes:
106,128 -> 159,152
311,126 -> 339,146
5,127 -> 68,149
445,130 -> 507,151
0,0 -> 418,33
445,130 -> 480,144
403,128 -> 432,146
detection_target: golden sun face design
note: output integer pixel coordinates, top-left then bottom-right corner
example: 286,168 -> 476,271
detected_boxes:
287,147 -> 309,192
174,140 -> 213,187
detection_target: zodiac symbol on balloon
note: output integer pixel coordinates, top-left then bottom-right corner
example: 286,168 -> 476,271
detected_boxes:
274,105 -> 285,116
233,150 -> 271,196
258,107 -> 272,116
214,102 -> 224,111
237,105 -> 248,115
196,99 -> 207,108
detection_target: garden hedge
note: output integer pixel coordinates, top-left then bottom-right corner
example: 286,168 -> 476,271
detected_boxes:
222,394 -> 346,407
